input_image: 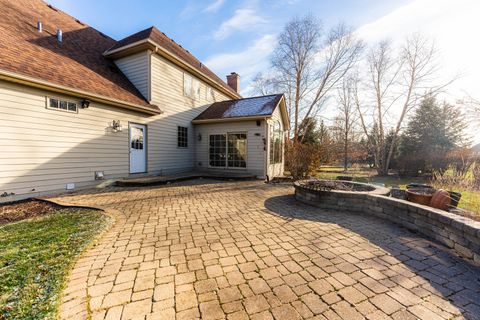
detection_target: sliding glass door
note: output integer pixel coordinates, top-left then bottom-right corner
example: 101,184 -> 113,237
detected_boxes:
209,133 -> 247,168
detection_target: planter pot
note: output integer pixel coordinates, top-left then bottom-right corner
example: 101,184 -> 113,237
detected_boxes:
430,189 -> 451,211
406,188 -> 435,206
448,191 -> 462,208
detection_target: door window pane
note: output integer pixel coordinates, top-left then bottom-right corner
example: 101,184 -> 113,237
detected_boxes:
131,127 -> 144,150
227,133 -> 247,168
209,134 -> 226,167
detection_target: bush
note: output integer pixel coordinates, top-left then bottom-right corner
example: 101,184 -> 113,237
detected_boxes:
285,142 -> 323,179
395,155 -> 425,177
432,161 -> 480,191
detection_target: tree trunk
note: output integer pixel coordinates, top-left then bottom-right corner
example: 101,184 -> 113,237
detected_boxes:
293,75 -> 301,143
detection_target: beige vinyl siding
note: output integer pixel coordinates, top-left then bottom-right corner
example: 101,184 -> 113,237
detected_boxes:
147,53 -> 229,174
114,51 -> 150,100
267,106 -> 285,178
0,80 -> 147,202
194,121 -> 266,178
0,50 -> 235,202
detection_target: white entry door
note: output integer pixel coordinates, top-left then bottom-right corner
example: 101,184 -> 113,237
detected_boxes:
129,123 -> 146,173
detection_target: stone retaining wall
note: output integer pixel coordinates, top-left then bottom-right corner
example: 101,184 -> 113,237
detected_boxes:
294,182 -> 480,265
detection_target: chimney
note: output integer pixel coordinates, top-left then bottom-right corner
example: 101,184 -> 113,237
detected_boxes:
226,72 -> 240,93
56,29 -> 62,42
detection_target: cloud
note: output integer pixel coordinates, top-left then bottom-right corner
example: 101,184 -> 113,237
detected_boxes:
353,0 -> 480,142
204,0 -> 226,13
213,8 -> 268,40
204,34 -> 277,94
356,0 -> 480,96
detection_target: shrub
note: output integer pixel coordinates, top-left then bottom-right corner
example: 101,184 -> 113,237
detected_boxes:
432,161 -> 480,191
285,142 -> 323,179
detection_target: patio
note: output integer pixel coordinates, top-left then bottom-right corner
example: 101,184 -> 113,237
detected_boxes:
51,180 -> 480,320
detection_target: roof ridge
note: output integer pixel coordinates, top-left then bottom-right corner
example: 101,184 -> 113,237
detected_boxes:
217,93 -> 284,103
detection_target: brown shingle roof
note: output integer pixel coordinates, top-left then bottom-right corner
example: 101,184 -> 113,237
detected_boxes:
0,0 -> 158,112
105,27 -> 240,98
193,94 -> 284,121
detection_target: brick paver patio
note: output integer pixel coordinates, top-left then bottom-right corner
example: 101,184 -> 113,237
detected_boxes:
52,180 -> 480,320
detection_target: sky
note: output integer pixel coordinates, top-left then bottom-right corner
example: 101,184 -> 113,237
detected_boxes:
48,0 -> 480,142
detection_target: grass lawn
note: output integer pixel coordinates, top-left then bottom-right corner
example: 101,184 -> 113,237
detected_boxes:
0,208 -> 110,320
315,166 -> 480,214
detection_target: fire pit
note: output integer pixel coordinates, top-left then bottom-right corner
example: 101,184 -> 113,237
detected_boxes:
294,179 -> 391,210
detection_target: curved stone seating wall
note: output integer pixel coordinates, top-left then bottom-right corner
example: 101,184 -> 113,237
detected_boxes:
294,182 -> 480,265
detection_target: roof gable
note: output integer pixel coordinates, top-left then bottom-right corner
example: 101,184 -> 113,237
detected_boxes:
0,0 -> 158,112
104,27 -> 240,98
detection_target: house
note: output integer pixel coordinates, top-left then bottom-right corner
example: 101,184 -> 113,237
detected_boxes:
0,0 -> 289,202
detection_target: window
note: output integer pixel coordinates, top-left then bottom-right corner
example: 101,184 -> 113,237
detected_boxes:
269,121 -> 283,164
130,127 -> 144,150
209,133 -> 247,168
209,134 -> 226,167
178,126 -> 188,148
48,97 -> 77,113
183,73 -> 193,98
206,87 -> 215,102
193,80 -> 201,101
183,73 -> 201,100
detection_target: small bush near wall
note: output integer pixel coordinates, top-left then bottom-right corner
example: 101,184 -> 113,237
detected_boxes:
285,142 -> 323,179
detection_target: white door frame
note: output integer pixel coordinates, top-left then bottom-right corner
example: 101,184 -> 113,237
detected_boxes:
129,123 -> 147,174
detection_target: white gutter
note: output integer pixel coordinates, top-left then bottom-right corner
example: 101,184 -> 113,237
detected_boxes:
192,115 -> 271,124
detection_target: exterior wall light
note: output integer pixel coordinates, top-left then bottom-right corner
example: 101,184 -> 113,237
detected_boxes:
112,120 -> 122,132
81,99 -> 90,108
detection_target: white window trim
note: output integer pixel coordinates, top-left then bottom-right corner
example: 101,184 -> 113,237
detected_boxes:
269,121 -> 283,165
208,132 -> 248,170
46,96 -> 79,114
177,125 -> 189,149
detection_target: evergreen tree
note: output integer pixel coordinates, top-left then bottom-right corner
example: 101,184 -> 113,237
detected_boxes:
298,117 -> 321,144
397,95 -> 469,173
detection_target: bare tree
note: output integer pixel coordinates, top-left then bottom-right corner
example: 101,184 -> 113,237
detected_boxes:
300,24 -> 364,143
336,78 -> 358,170
271,16 -> 363,143
357,34 -> 443,175
271,15 -> 320,142
251,72 -> 296,137
461,95 -> 480,124
251,72 -> 275,96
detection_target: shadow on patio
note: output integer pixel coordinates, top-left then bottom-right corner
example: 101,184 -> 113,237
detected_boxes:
264,194 -> 480,319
